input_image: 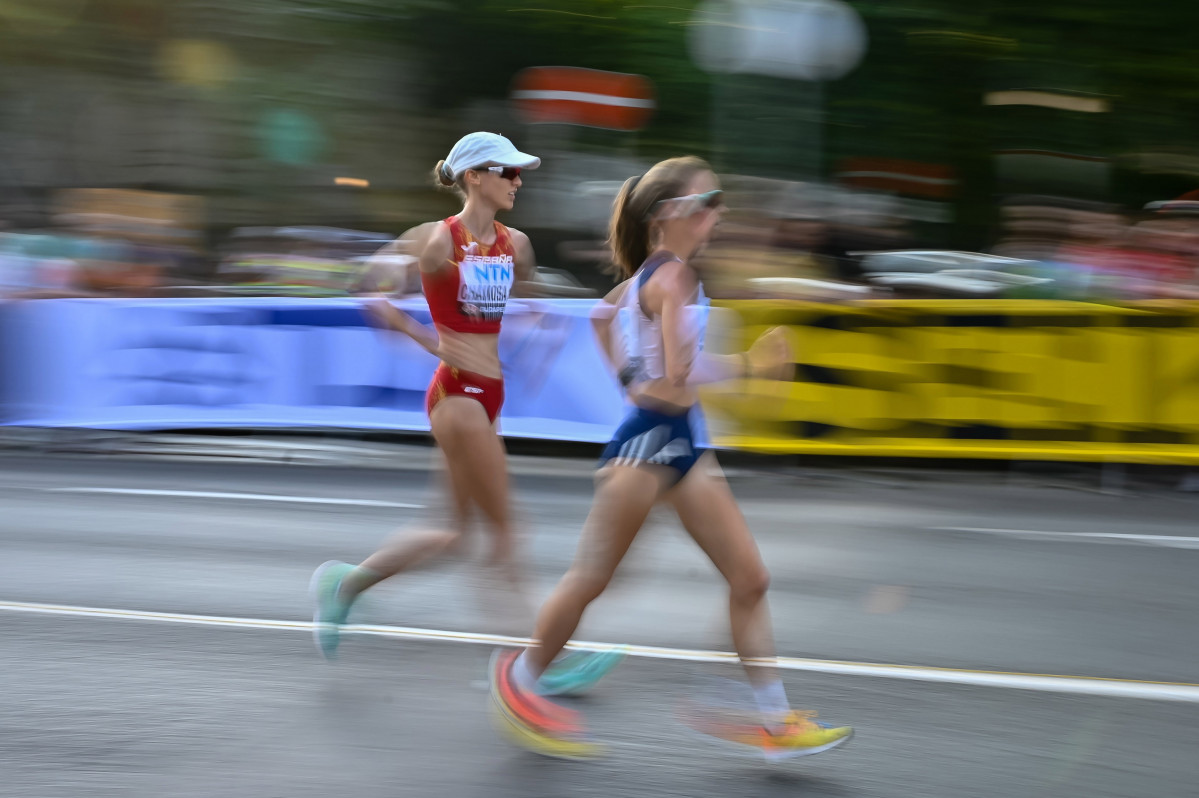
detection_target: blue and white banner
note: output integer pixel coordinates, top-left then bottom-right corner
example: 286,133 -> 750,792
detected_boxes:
0,298 -> 627,443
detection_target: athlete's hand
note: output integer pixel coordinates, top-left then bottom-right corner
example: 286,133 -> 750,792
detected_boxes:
364,296 -> 443,359
745,326 -> 795,381
364,297 -> 410,334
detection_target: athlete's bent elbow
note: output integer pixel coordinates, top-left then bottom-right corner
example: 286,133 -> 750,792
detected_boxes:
665,358 -> 693,386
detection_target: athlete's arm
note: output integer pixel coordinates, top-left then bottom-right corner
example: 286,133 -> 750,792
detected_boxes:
363,224 -> 451,357
374,221 -> 437,260
363,221 -> 440,274
687,328 -> 795,384
417,222 -> 454,274
589,279 -> 630,374
354,222 -> 436,295
654,261 -> 702,387
655,262 -> 779,386
363,295 -> 441,356
509,228 -> 541,297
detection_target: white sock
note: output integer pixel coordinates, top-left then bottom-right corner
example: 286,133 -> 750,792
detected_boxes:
511,651 -> 542,694
752,679 -> 790,725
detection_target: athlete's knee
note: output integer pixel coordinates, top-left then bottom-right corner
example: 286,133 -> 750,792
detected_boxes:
729,563 -> 770,604
562,565 -> 614,605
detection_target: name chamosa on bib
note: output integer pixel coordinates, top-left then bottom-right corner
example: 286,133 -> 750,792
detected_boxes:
457,255 -> 514,322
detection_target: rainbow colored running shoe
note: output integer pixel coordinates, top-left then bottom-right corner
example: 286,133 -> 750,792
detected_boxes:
488,649 -> 604,760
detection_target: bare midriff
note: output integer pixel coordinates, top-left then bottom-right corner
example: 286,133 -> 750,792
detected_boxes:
435,326 -> 502,379
628,380 -> 699,415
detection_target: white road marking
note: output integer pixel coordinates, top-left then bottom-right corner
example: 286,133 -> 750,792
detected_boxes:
46,488 -> 423,509
935,526 -> 1199,550
1,599 -> 1197,704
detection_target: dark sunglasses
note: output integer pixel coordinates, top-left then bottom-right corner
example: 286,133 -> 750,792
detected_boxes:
482,166 -> 522,181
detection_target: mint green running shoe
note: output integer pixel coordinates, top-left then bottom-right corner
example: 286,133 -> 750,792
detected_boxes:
310,560 -> 357,660
537,647 -> 628,697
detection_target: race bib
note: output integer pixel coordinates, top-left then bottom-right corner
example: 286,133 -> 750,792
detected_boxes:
457,253 -> 515,322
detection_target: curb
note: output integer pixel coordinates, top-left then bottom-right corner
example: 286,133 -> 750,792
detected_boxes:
0,428 -> 604,478
3,428 -> 1194,493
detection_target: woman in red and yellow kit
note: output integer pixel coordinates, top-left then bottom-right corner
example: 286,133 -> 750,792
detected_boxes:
309,132 -> 624,694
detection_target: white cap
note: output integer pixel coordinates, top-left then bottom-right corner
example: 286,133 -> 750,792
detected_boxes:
443,132 -> 540,180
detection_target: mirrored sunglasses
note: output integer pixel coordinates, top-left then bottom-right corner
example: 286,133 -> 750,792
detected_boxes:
650,189 -> 724,219
483,166 -> 522,181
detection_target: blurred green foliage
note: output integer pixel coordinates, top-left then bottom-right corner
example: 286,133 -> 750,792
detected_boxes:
3,0 -> 1199,244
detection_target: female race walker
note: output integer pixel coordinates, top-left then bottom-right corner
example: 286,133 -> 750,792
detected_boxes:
489,156 -> 854,760
310,132 -> 623,696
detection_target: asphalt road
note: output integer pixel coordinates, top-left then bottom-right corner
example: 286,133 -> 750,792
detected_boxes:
2,450 -> 1197,796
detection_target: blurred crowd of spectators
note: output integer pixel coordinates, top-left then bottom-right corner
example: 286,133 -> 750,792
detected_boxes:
691,187 -> 1199,302
990,195 -> 1199,300
3,185 -> 1198,303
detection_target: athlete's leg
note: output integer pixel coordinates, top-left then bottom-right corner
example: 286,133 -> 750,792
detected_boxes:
312,376 -> 518,659
523,464 -> 673,675
428,397 -> 532,632
434,447 -> 475,558
428,399 -> 517,566
668,451 -> 854,757
488,463 -> 668,757
667,451 -> 776,685
310,401 -> 483,659
336,400 -> 484,598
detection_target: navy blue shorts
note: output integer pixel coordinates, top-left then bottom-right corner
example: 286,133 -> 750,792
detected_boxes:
598,405 -> 709,479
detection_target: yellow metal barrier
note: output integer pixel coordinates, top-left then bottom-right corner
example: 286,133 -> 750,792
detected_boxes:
704,300 -> 1199,464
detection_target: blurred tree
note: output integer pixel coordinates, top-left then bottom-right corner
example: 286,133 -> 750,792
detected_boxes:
5,0 -> 1199,243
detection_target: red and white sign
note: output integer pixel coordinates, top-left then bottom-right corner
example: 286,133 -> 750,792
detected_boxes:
838,158 -> 957,199
511,67 -> 656,131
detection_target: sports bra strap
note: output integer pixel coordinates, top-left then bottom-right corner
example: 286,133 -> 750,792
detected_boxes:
636,251 -> 682,288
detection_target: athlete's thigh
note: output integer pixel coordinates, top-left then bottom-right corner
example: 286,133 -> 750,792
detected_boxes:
430,396 -> 511,526
426,445 -> 473,533
568,464 -> 671,580
667,451 -> 765,582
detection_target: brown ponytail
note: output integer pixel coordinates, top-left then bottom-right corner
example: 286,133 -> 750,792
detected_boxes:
606,156 -> 711,280
433,160 -> 465,199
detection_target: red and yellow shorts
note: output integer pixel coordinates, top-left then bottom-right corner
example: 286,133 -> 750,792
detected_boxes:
425,363 -> 505,424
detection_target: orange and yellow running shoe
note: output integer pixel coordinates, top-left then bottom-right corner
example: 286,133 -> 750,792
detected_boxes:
682,702 -> 853,761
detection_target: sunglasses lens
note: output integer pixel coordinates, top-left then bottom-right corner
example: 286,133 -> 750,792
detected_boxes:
502,167 -> 521,180
649,190 -> 723,220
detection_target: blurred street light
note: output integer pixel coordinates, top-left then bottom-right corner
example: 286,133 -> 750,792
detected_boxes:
688,0 -> 867,82
688,0 -> 867,179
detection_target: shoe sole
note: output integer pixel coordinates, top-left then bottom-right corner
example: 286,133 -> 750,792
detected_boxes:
489,695 -> 606,760
762,727 -> 854,762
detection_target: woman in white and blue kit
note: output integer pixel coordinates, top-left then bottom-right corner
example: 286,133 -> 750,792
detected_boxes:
488,156 -> 854,760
